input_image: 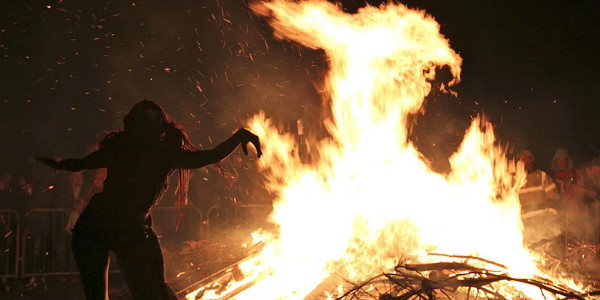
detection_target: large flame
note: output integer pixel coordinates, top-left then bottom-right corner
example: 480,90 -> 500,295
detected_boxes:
188,1 -> 573,299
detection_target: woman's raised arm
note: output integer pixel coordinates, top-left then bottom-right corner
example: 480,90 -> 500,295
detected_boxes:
175,128 -> 262,169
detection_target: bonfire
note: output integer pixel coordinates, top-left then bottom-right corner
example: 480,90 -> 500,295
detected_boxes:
181,0 -> 600,299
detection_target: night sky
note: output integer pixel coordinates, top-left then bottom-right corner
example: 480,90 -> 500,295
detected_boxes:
1,0 -> 599,176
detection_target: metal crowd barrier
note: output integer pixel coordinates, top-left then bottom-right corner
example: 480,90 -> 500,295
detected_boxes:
151,206 -> 204,241
0,209 -> 19,280
205,205 -> 222,239
15,203 -> 270,279
18,206 -> 204,280
231,204 -> 272,226
203,204 -> 272,239
21,208 -> 79,278
9,202 -> 600,284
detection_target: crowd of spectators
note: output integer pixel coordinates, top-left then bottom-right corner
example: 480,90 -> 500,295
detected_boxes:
0,164 -> 102,221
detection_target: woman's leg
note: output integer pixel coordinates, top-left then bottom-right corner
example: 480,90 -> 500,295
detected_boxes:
71,235 -> 111,300
114,230 -> 177,300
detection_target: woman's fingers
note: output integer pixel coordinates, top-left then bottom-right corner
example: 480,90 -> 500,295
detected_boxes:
238,129 -> 262,158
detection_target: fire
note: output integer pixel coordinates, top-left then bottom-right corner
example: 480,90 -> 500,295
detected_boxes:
187,0 -> 584,299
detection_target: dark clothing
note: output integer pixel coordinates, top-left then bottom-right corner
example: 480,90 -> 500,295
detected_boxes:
58,132 -> 233,300
0,189 -> 17,210
60,134 -> 225,238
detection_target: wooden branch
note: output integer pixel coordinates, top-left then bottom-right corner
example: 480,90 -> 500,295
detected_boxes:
427,253 -> 508,269
336,260 -> 600,300
402,262 -> 487,273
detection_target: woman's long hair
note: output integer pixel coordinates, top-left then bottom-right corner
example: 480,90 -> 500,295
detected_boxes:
164,121 -> 197,230
102,100 -> 197,229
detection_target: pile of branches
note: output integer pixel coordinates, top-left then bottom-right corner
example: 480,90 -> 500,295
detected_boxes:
336,254 -> 600,300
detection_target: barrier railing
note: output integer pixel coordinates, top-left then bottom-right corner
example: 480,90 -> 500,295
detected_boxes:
0,209 -> 19,280
21,208 -> 79,278
205,205 -> 221,239
6,202 -> 600,282
203,204 -> 272,239
231,204 -> 272,226
15,203 -> 268,279
19,206 -> 205,279
152,206 -> 204,241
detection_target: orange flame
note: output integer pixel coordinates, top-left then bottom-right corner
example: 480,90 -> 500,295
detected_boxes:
188,1 -> 582,299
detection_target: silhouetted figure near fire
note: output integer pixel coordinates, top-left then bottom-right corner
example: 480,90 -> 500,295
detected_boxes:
36,100 -> 262,300
516,149 -> 561,245
517,149 -> 560,213
550,148 -> 585,214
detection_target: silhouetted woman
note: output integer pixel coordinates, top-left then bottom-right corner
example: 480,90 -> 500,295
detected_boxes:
36,100 -> 262,300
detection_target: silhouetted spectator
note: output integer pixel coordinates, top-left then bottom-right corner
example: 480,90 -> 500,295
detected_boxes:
30,160 -> 57,209
0,172 -> 17,210
582,158 -> 600,243
550,147 -> 584,202
14,173 -> 33,215
50,171 -> 91,274
550,147 -> 585,238
582,158 -> 600,203
52,171 -> 88,210
516,149 -> 561,244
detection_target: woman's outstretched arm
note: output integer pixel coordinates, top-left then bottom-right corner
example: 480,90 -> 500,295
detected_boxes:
36,147 -> 113,171
176,128 -> 262,169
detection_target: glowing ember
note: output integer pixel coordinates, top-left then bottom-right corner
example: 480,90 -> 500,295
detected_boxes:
188,0 -> 585,299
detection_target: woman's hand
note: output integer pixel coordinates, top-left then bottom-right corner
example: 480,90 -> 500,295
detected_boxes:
236,128 -> 262,158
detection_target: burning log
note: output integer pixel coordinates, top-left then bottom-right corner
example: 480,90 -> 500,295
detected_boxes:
181,258 -> 257,300
336,255 -> 600,300
174,240 -> 266,300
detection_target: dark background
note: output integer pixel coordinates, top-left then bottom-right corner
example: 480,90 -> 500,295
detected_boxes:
1,0 -> 599,175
